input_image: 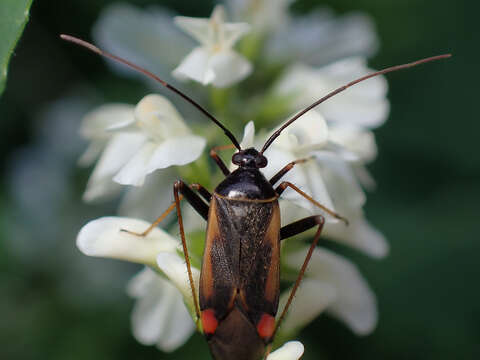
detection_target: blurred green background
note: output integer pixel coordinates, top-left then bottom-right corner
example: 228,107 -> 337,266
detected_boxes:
0,0 -> 477,359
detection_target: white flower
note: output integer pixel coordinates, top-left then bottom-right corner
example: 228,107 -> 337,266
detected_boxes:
226,0 -> 294,33
278,247 -> 377,337
275,58 -> 389,128
267,56 -> 391,220
81,94 -> 206,201
173,5 -> 252,87
266,10 -> 379,66
117,168 -> 179,220
260,113 -> 347,218
78,103 -> 135,166
76,217 -> 179,267
76,216 -> 198,351
92,3 -> 194,83
127,268 -> 195,352
328,124 -> 378,189
328,124 -> 377,163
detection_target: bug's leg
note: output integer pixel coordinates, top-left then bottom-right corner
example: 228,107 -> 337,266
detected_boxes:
276,181 -> 349,225
174,180 -> 203,320
263,345 -> 272,360
191,183 -> 212,202
210,144 -> 236,176
121,182 -> 210,236
269,157 -> 313,186
120,197 -> 182,237
273,215 -> 325,337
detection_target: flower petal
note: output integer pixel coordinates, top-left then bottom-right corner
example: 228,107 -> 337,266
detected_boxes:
314,151 -> 366,209
77,217 -> 179,267
173,47 -> 214,85
353,163 -> 376,190
267,10 -> 378,66
146,135 -> 206,172
113,135 -> 205,187
174,11 -> 214,46
323,209 -> 389,258
80,104 -> 136,140
83,133 -> 147,201
283,59 -> 389,128
286,247 -> 378,335
113,141 -> 157,186
271,111 -> 329,153
277,279 -> 336,336
135,94 -> 191,139
267,341 -> 304,360
118,169 -> 178,220
240,121 -> 255,149
329,125 -> 377,163
156,252 -> 200,317
209,50 -> 252,88
227,0 -> 293,33
175,5 -> 250,49
222,21 -> 251,48
128,268 -> 195,352
93,3 -> 193,81
265,151 -> 335,219
78,139 -> 106,167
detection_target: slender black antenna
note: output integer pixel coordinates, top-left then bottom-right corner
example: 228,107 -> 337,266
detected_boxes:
60,34 -> 242,150
260,54 -> 452,154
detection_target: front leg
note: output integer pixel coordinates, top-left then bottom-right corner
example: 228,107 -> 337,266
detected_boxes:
269,157 -> 312,186
121,180 -> 210,237
276,181 -> 349,225
210,144 -> 235,176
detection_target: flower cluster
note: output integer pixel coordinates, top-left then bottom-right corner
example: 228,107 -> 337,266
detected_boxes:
76,1 -> 390,358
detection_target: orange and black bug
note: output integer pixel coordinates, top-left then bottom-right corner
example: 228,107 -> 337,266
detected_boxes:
62,34 -> 450,360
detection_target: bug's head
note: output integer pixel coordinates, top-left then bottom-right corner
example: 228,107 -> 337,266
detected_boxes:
232,148 -> 268,169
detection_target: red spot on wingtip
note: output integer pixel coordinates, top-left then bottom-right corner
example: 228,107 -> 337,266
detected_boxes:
201,309 -> 218,335
257,313 -> 275,340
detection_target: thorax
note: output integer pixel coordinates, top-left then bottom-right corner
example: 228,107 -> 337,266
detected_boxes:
214,168 -> 276,201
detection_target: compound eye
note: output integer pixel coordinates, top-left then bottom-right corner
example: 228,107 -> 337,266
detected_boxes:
232,153 -> 243,165
255,155 -> 268,168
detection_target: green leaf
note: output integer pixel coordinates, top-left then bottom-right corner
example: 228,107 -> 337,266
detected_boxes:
0,0 -> 33,96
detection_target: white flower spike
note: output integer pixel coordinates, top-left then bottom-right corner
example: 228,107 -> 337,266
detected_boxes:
72,2 -> 398,355
173,5 -> 252,87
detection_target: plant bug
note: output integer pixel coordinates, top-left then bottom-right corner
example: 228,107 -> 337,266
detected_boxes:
61,34 -> 450,360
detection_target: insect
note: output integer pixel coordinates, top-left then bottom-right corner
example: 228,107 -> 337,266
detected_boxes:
62,34 -> 449,360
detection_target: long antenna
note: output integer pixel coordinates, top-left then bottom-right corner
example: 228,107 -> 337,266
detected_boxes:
260,54 -> 451,154
60,34 -> 242,150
